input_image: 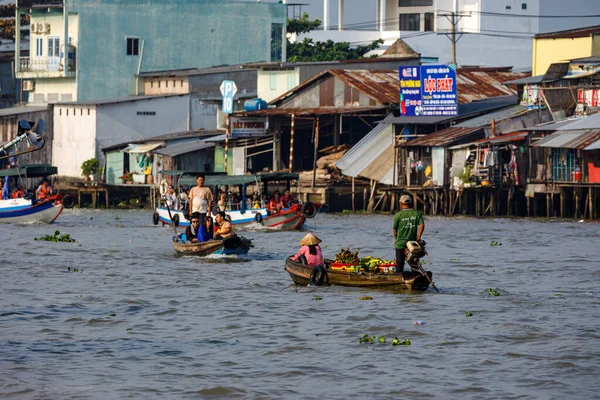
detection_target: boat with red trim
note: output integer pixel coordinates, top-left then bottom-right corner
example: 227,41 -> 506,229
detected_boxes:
0,164 -> 75,224
154,171 -> 317,230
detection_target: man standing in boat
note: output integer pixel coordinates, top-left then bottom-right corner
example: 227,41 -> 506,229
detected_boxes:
393,195 -> 424,273
188,174 -> 213,221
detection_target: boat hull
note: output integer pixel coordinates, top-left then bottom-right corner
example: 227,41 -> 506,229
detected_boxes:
156,207 -> 268,227
0,199 -> 63,224
173,239 -> 226,256
285,258 -> 432,290
172,235 -> 252,256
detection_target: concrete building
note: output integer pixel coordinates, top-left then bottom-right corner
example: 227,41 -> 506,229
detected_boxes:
303,0 -> 600,70
533,26 -> 600,76
15,0 -> 286,103
52,94 -> 200,178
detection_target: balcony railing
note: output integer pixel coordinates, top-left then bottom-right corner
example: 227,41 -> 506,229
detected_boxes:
17,0 -> 63,8
18,56 -> 76,74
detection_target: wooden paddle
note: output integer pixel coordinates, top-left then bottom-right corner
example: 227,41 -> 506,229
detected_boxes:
164,198 -> 179,239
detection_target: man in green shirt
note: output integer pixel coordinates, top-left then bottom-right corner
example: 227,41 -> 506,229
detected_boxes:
393,195 -> 425,272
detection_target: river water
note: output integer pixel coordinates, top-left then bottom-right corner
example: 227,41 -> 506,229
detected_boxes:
0,210 -> 599,399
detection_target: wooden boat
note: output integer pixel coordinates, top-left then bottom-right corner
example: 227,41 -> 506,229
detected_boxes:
213,236 -> 253,255
172,235 -> 245,256
258,203 -> 306,230
0,164 -> 74,224
284,257 -> 432,290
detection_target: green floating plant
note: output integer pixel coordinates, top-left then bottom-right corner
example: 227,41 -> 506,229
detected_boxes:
465,311 -> 473,317
487,288 -> 500,297
490,241 -> 503,247
392,337 -> 411,346
35,230 -> 76,243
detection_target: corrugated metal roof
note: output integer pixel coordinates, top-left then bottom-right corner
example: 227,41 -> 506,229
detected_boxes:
449,131 -> 530,149
554,113 -> 600,131
456,71 -> 527,103
245,106 -> 386,116
0,106 -> 48,117
153,140 -> 214,157
532,129 -> 600,149
454,105 -> 529,128
336,114 -> 395,183
126,142 -> 164,154
525,119 -> 577,131
502,75 -> 545,86
269,69 -> 527,107
402,127 -> 482,147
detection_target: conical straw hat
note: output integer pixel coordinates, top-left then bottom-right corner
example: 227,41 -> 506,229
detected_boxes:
299,232 -> 321,246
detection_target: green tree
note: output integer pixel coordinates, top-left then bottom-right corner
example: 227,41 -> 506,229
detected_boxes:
286,13 -> 382,62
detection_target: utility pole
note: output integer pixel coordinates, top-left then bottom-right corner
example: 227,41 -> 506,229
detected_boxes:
451,11 -> 456,65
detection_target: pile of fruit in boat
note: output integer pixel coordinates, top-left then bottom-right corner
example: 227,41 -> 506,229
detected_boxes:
333,248 -> 396,273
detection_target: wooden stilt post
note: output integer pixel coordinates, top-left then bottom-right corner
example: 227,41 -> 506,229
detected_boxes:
311,117 -> 320,189
351,177 -> 355,211
363,188 -> 367,211
289,114 -> 295,172
507,187 -> 513,216
589,187 -> 594,220
560,190 -> 565,218
527,196 -> 531,217
575,188 -> 579,219
546,193 -> 551,218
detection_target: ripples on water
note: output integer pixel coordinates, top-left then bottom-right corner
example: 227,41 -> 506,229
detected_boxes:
1,210 -> 599,399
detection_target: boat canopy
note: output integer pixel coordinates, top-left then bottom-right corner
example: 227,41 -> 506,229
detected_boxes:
179,172 -> 299,188
0,164 -> 58,178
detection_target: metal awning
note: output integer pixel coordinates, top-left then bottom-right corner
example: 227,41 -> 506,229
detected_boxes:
336,114 -> 395,184
153,141 -> 214,157
125,142 -> 164,153
532,129 -> 600,149
0,164 -> 58,178
179,172 -> 299,188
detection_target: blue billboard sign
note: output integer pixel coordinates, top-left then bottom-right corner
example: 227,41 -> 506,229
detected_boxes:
399,65 -> 458,117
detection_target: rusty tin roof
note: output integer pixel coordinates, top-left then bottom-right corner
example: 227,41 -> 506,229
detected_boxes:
401,127 -> 482,147
269,68 -> 527,108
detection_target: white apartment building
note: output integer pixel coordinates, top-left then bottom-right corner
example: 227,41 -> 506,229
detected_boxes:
303,0 -> 600,69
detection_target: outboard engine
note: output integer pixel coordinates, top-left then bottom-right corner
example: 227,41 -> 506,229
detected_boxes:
405,240 -> 427,271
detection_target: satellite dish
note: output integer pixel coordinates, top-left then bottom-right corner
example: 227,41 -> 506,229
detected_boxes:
19,119 -> 32,131
34,119 -> 46,135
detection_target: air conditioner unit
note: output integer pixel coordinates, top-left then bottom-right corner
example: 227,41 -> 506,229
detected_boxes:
23,81 -> 35,91
37,23 -> 44,33
30,24 -> 37,33
44,23 -> 51,34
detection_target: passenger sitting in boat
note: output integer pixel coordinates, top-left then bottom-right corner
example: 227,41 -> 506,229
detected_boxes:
252,194 -> 261,209
214,211 -> 233,239
280,189 -> 294,209
204,215 -> 214,240
11,185 -> 25,199
185,213 -> 209,243
291,233 -> 323,268
165,185 -> 181,210
36,178 -> 53,201
267,191 -> 281,213
217,193 -> 228,212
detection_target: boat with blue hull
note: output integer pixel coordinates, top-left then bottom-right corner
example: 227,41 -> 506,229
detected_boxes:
0,165 -> 74,224
172,234 -> 253,257
154,172 -> 317,230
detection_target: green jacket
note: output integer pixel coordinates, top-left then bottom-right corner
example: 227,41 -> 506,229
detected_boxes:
393,208 -> 424,249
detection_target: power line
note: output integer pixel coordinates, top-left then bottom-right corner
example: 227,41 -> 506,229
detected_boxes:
438,9 -> 600,19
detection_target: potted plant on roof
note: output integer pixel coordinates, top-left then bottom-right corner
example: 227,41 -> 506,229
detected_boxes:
119,171 -> 133,184
81,158 -> 102,182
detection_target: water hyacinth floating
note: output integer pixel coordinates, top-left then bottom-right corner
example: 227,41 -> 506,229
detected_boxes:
35,230 -> 76,243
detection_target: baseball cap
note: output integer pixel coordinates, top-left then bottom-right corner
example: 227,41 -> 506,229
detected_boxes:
400,195 -> 412,204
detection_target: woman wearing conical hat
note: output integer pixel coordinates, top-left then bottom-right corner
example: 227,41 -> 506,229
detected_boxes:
291,232 -> 323,268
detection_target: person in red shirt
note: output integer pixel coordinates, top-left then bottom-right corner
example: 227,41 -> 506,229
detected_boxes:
279,189 -> 294,209
267,191 -> 281,214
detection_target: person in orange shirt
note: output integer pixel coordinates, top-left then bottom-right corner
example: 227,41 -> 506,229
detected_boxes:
267,191 -> 281,214
36,179 -> 53,201
11,185 -> 24,199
